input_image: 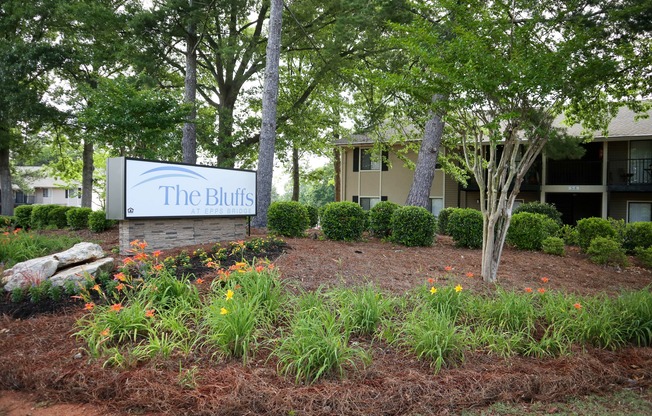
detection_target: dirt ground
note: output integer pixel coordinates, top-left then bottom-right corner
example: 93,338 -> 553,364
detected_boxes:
1,227 -> 652,415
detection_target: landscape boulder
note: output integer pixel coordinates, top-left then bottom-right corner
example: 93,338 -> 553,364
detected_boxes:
2,242 -> 112,292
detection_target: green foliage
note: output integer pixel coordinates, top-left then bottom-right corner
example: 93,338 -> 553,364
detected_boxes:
586,237 -> 629,267
623,222 -> 652,254
66,207 -> 93,230
468,289 -> 537,333
437,207 -> 459,236
304,204 -> 319,228
559,224 -> 579,246
507,212 -> 560,251
513,202 -> 563,225
275,299 -> 369,383
576,217 -> 616,251
0,229 -> 80,268
635,246 -> 652,268
30,204 -> 58,230
0,215 -> 14,229
320,202 -> 366,241
88,210 -> 115,233
332,285 -> 393,335
388,206 -> 435,247
267,201 -> 309,237
10,287 -> 26,303
542,236 -> 566,256
616,290 -> 652,347
368,201 -> 400,238
448,208 -> 483,249
48,206 -> 73,229
13,205 -> 34,229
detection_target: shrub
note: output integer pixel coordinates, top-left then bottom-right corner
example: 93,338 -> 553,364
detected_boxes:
267,201 -> 309,237
635,246 -> 652,268
320,202 -> 366,241
0,215 -> 14,230
576,217 -> 616,251
14,205 -> 34,229
88,210 -> 115,233
507,212 -> 560,251
542,236 -> 565,256
559,224 -> 578,246
608,217 -> 626,245
586,237 -> 629,267
48,206 -> 73,229
304,204 -> 319,228
448,208 -> 483,249
513,201 -> 563,225
390,206 -> 436,247
623,222 -> 652,254
368,201 -> 400,238
30,204 -> 59,230
67,207 -> 93,230
437,207 -> 459,236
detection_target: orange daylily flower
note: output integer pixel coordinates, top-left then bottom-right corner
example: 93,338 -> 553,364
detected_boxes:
110,303 -> 123,312
573,303 -> 582,310
152,250 -> 162,257
537,288 -> 546,294
153,263 -> 164,271
466,272 -> 474,278
84,302 -> 95,311
444,266 -> 453,272
114,272 -> 127,282
541,277 -> 550,283
134,252 -> 148,262
100,328 -> 110,337
92,284 -> 101,292
268,264 -> 275,270
115,283 -> 125,292
145,309 -> 156,318
427,277 -> 435,284
130,240 -> 140,247
255,265 -> 265,273
195,278 -> 204,284
524,287 -> 533,293
123,257 -> 135,265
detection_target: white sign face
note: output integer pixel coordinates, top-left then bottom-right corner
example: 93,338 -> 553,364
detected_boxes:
124,159 -> 256,218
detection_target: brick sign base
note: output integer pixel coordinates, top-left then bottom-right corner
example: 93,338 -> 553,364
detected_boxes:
119,217 -> 247,254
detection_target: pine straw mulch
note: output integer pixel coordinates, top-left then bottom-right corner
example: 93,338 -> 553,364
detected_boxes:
1,229 -> 652,415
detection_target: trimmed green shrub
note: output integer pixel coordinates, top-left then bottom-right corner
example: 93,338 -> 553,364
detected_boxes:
635,246 -> 652,268
576,217 -> 616,251
0,215 -> 14,229
14,205 -> 34,229
608,217 -> 626,245
88,210 -> 115,233
390,206 -> 436,247
267,201 -> 309,237
542,236 -> 565,256
513,201 -> 563,225
507,212 -> 560,251
559,224 -> 578,246
30,204 -> 59,230
66,207 -> 93,230
320,202 -> 366,241
623,222 -> 652,254
437,207 -> 459,236
586,237 -> 629,267
448,208 -> 483,249
48,206 -> 73,229
304,204 -> 319,228
368,201 -> 400,238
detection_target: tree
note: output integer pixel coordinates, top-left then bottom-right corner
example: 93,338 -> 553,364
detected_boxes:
252,0 -> 283,228
395,0 -> 651,282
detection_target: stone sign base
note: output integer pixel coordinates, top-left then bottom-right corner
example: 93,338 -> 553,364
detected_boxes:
119,217 -> 247,254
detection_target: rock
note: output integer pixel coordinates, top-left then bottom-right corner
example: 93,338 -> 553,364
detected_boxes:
54,242 -> 105,267
49,257 -> 114,287
2,257 -> 60,292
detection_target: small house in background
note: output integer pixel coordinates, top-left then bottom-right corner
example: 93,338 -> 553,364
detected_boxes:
0,166 -> 82,212
335,107 -> 652,225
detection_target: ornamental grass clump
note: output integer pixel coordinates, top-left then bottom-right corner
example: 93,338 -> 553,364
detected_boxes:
275,299 -> 369,383
0,228 -> 80,268
467,289 -> 538,333
332,285 -> 394,335
368,200 -> 400,238
320,201 -> 366,241
267,201 -> 309,237
390,206 -> 436,247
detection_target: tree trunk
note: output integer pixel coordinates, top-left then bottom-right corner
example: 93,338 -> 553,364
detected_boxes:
251,0 -> 283,228
81,139 -> 93,208
0,145 -> 13,216
405,94 -> 446,208
182,0 -> 197,165
291,146 -> 299,201
333,146 -> 341,202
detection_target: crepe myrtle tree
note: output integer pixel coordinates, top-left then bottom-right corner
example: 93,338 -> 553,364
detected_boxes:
395,0 -> 651,282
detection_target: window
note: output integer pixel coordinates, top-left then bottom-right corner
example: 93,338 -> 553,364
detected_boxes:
42,189 -> 50,198
628,202 -> 652,222
512,199 -> 524,211
360,197 -> 381,211
429,197 -> 443,217
361,149 -> 381,171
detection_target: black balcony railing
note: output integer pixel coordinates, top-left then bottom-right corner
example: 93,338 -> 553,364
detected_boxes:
608,158 -> 652,190
546,160 -> 603,185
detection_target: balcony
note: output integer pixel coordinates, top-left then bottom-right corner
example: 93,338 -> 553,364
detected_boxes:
546,160 -> 603,185
608,158 -> 652,192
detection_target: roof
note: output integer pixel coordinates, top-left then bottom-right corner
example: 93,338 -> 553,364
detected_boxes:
337,106 -> 652,146
14,166 -> 78,189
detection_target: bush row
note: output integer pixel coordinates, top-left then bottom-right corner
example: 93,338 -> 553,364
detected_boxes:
11,205 -> 115,233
